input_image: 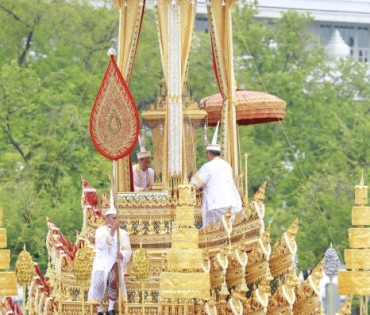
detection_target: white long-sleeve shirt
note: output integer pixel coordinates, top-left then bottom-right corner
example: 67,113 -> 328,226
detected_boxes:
132,164 -> 155,192
190,157 -> 242,226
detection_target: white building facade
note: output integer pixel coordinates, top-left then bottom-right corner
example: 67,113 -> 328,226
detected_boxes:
195,0 -> 370,61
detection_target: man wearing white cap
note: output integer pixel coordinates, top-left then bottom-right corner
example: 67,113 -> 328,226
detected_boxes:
190,122 -> 242,226
133,134 -> 155,192
88,192 -> 132,315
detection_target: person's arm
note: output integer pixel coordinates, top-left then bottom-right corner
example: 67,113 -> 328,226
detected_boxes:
132,166 -> 142,192
95,227 -> 113,251
120,232 -> 132,263
190,165 -> 209,190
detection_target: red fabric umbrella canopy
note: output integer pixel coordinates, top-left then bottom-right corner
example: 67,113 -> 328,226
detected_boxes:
200,89 -> 286,126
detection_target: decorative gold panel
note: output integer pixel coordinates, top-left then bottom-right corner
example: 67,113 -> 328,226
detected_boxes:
352,206 -> 370,226
171,227 -> 199,249
348,228 -> 370,248
344,249 -> 370,269
167,249 -> 202,270
0,228 -> 7,248
160,272 -> 210,299
355,184 -> 368,206
175,205 -> 195,227
0,272 -> 17,296
0,249 -> 10,269
178,184 -> 196,206
338,270 -> 370,295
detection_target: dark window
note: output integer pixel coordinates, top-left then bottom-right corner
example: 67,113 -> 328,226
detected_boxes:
335,26 -> 355,47
319,25 -> 331,44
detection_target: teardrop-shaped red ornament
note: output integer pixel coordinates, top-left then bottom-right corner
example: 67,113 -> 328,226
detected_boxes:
90,55 -> 140,160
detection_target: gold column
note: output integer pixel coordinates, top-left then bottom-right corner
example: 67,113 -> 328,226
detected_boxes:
0,208 -> 17,296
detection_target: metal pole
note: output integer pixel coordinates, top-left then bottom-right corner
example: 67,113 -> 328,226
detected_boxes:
117,228 -> 122,315
329,283 -> 332,315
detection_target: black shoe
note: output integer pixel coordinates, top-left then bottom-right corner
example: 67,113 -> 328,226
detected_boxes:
106,311 -> 115,315
98,313 -> 104,315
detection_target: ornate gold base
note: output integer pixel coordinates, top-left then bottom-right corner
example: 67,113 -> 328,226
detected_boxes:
0,271 -> 17,296
344,249 -> 370,269
338,270 -> 370,295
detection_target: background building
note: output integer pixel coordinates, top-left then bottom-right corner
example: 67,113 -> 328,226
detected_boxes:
195,0 -> 370,61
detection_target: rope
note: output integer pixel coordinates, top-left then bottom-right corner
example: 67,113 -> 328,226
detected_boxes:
232,14 -> 344,263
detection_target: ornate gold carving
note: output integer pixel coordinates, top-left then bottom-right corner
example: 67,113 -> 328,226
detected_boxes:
348,228 -> 370,248
167,249 -> 202,271
132,245 -> 151,282
0,228 -> 6,248
0,272 -> 17,296
337,295 -> 352,315
355,174 -> 368,205
15,245 -> 34,286
344,249 -> 370,269
338,270 -> 370,295
160,272 -> 210,299
73,244 -> 93,282
176,205 -> 195,227
0,249 -> 10,269
171,227 -> 199,249
178,183 -> 196,206
351,206 -> 370,225
294,259 -> 324,315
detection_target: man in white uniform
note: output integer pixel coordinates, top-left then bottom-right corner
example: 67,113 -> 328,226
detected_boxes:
132,134 -> 155,192
88,199 -> 132,315
190,122 -> 242,226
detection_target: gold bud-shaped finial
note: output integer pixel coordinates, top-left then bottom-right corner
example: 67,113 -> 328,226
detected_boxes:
15,245 -> 34,287
73,242 -> 93,282
132,242 -> 150,282
355,170 -> 367,206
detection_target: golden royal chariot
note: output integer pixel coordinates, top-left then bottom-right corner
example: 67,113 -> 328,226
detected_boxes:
1,0 -> 368,314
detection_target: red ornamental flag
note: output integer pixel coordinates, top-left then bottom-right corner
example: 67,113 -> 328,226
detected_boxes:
90,55 -> 140,160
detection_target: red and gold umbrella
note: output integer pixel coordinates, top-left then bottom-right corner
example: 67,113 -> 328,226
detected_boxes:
201,89 -> 286,126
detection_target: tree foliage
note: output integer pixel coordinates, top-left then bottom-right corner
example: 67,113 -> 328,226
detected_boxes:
1,1 -> 370,273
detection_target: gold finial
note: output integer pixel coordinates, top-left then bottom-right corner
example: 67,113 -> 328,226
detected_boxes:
15,245 -> 34,287
355,171 -> 368,205
132,243 -> 151,282
337,295 -> 352,315
73,242 -> 93,283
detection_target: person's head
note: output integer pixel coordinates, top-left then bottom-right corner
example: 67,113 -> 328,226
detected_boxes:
138,156 -> 152,171
206,149 -> 220,161
105,208 -> 117,226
